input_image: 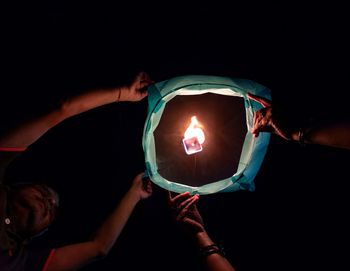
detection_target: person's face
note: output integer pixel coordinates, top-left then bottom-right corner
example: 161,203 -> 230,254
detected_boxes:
9,187 -> 54,238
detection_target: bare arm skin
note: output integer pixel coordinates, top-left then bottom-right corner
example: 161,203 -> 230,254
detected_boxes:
248,93 -> 350,150
168,192 -> 236,271
47,173 -> 152,271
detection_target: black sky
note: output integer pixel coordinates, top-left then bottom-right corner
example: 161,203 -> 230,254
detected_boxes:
1,2 -> 350,271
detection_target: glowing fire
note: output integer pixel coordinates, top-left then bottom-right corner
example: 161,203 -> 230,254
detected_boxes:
184,116 -> 205,144
182,116 -> 205,155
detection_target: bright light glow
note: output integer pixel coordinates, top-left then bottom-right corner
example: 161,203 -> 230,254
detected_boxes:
182,116 -> 205,155
184,116 -> 205,144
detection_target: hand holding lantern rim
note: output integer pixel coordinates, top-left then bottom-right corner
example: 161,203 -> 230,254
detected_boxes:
117,72 -> 154,102
168,191 -> 205,234
247,93 -> 295,140
247,93 -> 350,150
167,191 -> 236,271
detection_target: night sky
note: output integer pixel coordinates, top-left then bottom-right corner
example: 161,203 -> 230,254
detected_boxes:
1,2 -> 350,271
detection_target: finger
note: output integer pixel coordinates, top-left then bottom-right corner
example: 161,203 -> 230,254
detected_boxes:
271,122 -> 290,140
176,196 -> 199,220
143,179 -> 153,193
167,190 -> 181,206
139,80 -> 152,89
183,195 -> 199,210
251,129 -> 260,138
251,111 -> 261,135
134,172 -> 145,182
252,114 -> 270,132
178,195 -> 199,210
136,71 -> 153,85
141,77 -> 154,85
167,190 -> 180,204
136,71 -> 146,81
141,72 -> 154,83
170,191 -> 191,205
167,191 -> 173,203
251,109 -> 269,135
146,179 -> 152,189
247,93 -> 271,108
252,130 -> 259,137
252,119 -> 277,138
137,90 -> 148,100
251,128 -> 259,138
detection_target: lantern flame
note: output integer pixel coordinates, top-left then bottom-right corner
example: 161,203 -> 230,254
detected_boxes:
184,116 -> 205,144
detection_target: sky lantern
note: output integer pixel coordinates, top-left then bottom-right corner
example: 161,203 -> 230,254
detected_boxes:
143,75 -> 271,195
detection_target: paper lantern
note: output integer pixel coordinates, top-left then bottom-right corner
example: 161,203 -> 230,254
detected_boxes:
143,75 -> 270,194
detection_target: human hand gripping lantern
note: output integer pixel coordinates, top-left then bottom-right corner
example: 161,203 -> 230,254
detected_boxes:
142,75 -> 271,195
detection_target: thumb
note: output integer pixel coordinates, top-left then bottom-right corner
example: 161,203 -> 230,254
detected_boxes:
248,93 -> 272,108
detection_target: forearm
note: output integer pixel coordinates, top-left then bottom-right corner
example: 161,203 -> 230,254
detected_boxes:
92,189 -> 140,256
0,87 -> 121,149
59,87 -> 121,119
195,231 -> 214,248
0,110 -> 64,148
290,120 -> 350,150
195,231 -> 236,271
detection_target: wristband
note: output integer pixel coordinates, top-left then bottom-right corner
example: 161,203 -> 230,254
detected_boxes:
199,244 -> 225,257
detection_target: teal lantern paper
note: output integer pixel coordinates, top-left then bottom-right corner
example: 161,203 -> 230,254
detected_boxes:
142,75 -> 271,195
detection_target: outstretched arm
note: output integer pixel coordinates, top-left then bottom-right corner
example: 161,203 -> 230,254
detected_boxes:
248,93 -> 350,150
0,72 -> 152,150
0,71 -> 152,185
0,72 -> 152,254
168,192 -> 236,271
46,173 -> 152,271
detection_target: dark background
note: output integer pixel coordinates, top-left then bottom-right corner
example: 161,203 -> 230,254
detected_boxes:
1,2 -> 350,270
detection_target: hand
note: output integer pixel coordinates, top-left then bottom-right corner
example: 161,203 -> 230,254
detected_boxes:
119,72 -> 153,102
168,191 -> 205,234
248,93 -> 294,140
130,173 -> 153,201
